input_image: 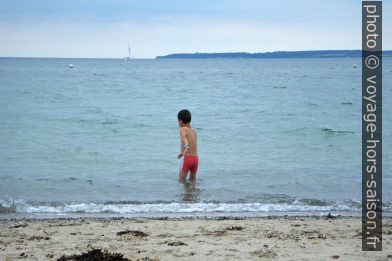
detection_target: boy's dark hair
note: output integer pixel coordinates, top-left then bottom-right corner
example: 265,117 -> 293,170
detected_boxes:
177,109 -> 191,124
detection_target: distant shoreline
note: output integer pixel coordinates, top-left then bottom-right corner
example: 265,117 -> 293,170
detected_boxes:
1,50 -> 392,59
156,50 -> 392,59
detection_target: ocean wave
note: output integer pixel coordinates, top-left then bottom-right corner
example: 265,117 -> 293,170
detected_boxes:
1,199 -> 384,215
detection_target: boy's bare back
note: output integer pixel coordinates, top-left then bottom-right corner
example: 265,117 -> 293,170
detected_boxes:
180,127 -> 197,156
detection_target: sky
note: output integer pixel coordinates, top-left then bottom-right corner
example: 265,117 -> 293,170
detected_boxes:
0,0 -> 390,58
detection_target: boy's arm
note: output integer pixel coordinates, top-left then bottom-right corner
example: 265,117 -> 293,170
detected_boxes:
179,127 -> 189,154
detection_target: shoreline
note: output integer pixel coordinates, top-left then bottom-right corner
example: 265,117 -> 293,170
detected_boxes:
0,214 -> 361,222
1,216 -> 391,260
0,211 -> 368,221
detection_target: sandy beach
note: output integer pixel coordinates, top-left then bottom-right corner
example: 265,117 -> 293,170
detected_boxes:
0,216 -> 391,260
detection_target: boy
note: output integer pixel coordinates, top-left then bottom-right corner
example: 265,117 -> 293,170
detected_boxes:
177,109 -> 198,182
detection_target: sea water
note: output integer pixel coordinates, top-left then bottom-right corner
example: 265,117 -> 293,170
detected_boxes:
0,57 -> 391,217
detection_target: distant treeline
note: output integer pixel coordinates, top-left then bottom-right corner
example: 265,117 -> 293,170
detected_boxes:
156,50 -> 392,59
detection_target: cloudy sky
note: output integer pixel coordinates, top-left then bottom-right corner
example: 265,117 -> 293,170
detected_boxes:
0,0 -> 390,58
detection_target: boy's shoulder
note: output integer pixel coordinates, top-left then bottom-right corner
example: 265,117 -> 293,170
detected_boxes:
180,126 -> 196,134
179,126 -> 188,134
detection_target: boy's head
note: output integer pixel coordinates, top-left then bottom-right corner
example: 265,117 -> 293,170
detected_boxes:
177,109 -> 191,126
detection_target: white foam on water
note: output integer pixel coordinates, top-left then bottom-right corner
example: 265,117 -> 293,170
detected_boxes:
10,201 -> 362,214
4,198 -> 391,217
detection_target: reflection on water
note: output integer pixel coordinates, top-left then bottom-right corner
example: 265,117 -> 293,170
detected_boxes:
179,181 -> 201,203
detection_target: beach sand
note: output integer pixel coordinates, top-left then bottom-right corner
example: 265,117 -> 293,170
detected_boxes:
0,216 -> 391,260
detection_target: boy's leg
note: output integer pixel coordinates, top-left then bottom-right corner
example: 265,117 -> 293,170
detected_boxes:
189,172 -> 197,181
179,156 -> 189,182
178,170 -> 188,182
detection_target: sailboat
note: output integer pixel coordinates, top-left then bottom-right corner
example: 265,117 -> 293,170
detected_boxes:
124,43 -> 132,60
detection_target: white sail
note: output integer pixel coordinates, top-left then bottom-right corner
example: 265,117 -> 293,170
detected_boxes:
125,42 -> 132,60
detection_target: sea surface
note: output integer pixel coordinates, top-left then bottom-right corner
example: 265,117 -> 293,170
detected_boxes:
0,57 -> 391,218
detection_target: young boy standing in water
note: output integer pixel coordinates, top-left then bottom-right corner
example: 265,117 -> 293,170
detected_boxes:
177,109 -> 198,182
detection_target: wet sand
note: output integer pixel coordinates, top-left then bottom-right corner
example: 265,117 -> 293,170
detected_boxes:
0,216 -> 391,260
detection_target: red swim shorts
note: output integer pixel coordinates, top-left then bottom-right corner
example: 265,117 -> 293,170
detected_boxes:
180,155 -> 198,174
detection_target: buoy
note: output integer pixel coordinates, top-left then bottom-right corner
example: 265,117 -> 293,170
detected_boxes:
68,64 -> 74,68
352,64 -> 357,68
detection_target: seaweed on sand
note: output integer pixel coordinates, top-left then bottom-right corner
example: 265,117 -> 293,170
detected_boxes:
57,248 -> 130,261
